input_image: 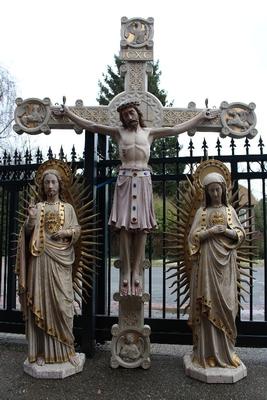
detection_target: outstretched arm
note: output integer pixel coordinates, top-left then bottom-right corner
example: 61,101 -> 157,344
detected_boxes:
56,105 -> 120,139
149,109 -> 219,141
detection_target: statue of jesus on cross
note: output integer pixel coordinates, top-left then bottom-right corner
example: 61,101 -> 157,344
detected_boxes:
58,100 -> 218,296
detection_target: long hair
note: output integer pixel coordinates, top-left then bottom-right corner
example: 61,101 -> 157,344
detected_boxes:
38,169 -> 66,201
119,105 -> 146,128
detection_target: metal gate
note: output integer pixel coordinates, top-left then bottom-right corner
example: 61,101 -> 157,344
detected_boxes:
0,133 -> 266,353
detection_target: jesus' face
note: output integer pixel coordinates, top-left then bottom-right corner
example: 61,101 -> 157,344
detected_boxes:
120,107 -> 139,130
43,173 -> 60,201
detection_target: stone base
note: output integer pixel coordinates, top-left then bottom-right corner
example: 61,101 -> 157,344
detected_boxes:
23,353 -> 85,379
184,354 -> 247,383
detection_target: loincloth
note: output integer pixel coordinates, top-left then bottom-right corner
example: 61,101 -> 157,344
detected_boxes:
108,168 -> 157,232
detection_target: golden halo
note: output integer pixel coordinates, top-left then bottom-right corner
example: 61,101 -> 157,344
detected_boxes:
35,159 -> 73,186
193,159 -> 231,191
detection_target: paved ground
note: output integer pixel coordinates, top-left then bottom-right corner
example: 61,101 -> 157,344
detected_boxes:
0,334 -> 266,400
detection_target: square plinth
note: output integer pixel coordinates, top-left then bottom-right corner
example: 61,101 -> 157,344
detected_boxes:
23,353 -> 85,379
184,354 -> 247,384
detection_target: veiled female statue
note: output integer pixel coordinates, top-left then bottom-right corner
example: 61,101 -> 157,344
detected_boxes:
166,160 -> 255,381
188,171 -> 245,368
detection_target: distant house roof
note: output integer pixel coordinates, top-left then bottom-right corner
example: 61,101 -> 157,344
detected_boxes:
238,184 -> 258,206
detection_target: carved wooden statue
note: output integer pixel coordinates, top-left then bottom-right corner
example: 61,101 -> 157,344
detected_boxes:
57,101 -> 218,369
16,159 -> 96,378
60,101 -> 218,298
188,171 -> 245,368
166,160 -> 255,382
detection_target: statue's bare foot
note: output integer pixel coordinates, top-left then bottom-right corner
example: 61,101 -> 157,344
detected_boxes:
69,353 -> 80,367
120,279 -> 129,296
132,279 -> 142,296
36,357 -> 45,366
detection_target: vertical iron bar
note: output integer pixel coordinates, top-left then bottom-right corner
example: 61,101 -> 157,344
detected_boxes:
245,141 -> 253,321
107,163 -> 112,316
247,179 -> 253,321
262,179 -> 267,321
96,134 -> 108,315
3,189 -> 10,309
82,131 -> 97,357
148,233 -> 152,318
176,142 -> 180,320
231,158 -> 241,319
162,140 -> 166,318
7,188 -> 19,310
0,186 -> 5,304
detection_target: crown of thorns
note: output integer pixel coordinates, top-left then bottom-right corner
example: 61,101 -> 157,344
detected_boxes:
117,101 -> 140,113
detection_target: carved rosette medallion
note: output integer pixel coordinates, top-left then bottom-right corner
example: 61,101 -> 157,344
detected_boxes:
110,326 -> 151,369
14,97 -> 51,135
220,102 -> 257,139
108,91 -> 163,127
121,17 -> 154,48
120,17 -> 154,62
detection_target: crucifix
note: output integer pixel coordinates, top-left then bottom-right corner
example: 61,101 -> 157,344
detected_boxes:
13,16 -> 257,370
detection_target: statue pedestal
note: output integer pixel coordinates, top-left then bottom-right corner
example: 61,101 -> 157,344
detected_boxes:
23,353 -> 85,379
184,354 -> 247,383
110,293 -> 151,369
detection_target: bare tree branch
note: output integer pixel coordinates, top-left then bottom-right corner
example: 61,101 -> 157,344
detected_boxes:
0,66 -> 16,140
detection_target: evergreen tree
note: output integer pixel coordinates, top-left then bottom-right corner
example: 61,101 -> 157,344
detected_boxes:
97,55 -> 124,106
97,55 -> 172,107
97,55 -> 184,198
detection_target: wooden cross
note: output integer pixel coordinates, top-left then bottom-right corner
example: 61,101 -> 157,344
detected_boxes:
13,16 -> 257,140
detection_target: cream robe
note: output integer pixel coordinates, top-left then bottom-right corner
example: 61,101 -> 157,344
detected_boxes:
188,205 -> 245,368
16,202 -> 80,363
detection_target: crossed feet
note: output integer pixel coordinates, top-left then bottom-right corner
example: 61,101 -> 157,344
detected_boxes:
120,279 -> 142,296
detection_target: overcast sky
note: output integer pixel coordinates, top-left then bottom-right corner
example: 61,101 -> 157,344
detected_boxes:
1,0 -> 266,162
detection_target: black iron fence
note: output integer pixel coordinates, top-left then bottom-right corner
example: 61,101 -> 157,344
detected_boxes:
0,133 -> 267,353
